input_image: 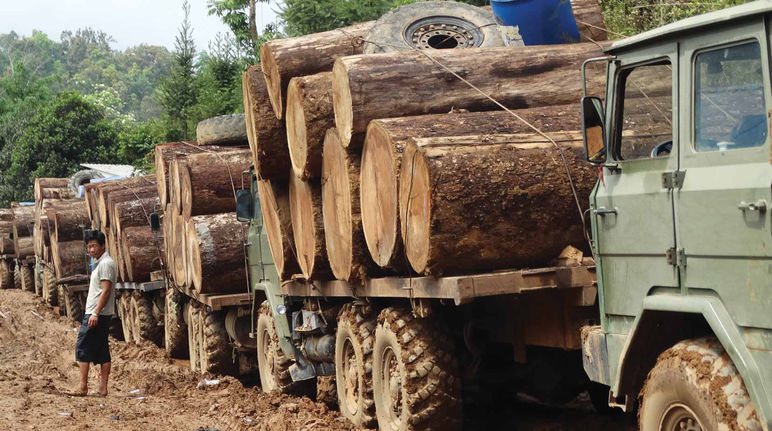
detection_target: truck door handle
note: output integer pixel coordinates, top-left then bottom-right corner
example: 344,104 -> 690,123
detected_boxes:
593,207 -> 618,216
738,200 -> 767,213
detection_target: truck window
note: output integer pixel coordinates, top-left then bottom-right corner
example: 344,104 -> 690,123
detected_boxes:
617,61 -> 673,160
694,41 -> 767,152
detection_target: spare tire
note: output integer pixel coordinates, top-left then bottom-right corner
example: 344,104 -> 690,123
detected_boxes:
363,1 -> 504,54
69,170 -> 104,196
196,114 -> 248,146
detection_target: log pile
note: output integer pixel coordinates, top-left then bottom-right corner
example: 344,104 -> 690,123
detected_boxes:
242,1 -> 607,281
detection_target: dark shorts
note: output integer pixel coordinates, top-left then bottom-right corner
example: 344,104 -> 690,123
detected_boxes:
75,314 -> 112,365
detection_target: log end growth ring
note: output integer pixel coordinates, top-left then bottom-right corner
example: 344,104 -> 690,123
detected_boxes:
289,174 -> 317,279
260,43 -> 283,120
398,143 -> 431,274
257,180 -> 287,276
360,123 -> 399,268
286,79 -> 309,179
187,222 -> 203,291
321,130 -> 352,280
332,59 -> 353,147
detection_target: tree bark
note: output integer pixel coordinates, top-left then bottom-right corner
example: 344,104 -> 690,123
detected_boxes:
12,206 -> 35,254
122,226 -> 162,282
360,104 -> 581,270
260,20 -> 373,119
286,72 -> 335,179
0,221 -> 13,255
332,42 -> 606,147
53,204 -> 90,243
154,142 -> 200,207
0,209 -> 12,222
243,66 -> 290,180
16,237 -> 34,259
37,188 -> 71,201
398,134 -> 595,276
34,178 -> 69,202
52,240 -> 87,279
113,196 -> 160,238
572,0 -> 608,42
257,178 -> 301,280
186,213 -> 247,293
180,148 -> 252,218
96,176 -> 156,228
399,132 -> 597,276
321,129 -> 376,281
289,172 -> 332,280
106,187 -> 158,231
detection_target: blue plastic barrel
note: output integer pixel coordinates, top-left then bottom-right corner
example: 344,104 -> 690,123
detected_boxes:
490,0 -> 581,45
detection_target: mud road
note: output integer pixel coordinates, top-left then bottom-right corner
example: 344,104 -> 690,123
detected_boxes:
0,288 -> 635,430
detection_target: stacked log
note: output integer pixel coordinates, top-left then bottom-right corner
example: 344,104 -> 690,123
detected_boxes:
0,209 -> 15,256
154,142 -> 199,208
243,66 -> 290,180
256,179 -> 300,280
398,134 -> 595,275
289,173 -> 331,280
180,149 -> 252,218
186,213 -> 246,293
122,226 -> 160,282
12,206 -> 35,259
285,72 -> 335,179
52,240 -> 88,279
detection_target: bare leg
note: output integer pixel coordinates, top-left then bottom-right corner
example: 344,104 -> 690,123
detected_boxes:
98,362 -> 111,395
78,362 -> 89,393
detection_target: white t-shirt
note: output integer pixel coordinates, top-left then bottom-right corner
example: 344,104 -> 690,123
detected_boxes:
85,252 -> 117,316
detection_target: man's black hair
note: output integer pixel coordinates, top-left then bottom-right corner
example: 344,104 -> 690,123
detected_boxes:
83,229 -> 106,246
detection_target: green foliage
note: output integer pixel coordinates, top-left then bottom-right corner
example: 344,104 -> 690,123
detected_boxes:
600,0 -> 751,37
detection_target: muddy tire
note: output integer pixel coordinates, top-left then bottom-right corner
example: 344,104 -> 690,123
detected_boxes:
363,1 -> 503,55
165,288 -> 188,358
109,315 -> 124,341
187,302 -> 201,373
372,307 -> 462,431
20,264 -> 33,292
195,114 -> 247,146
57,285 -> 67,316
43,267 -> 58,306
131,292 -> 163,346
119,293 -> 134,342
64,287 -> 84,322
0,260 -> 12,289
315,375 -> 338,408
256,300 -> 297,393
14,263 -> 21,290
199,307 -> 235,375
335,303 -> 377,427
639,337 -> 762,431
34,264 -> 42,296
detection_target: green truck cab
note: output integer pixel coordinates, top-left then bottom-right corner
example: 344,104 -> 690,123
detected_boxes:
581,2 -> 772,430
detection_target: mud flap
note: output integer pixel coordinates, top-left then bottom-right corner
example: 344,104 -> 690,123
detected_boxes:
581,325 -> 611,386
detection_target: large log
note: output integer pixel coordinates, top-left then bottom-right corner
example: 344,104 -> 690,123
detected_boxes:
321,129 -> 375,281
16,237 -> 34,259
171,209 -> 187,286
106,187 -> 158,234
113,196 -> 159,238
53,204 -> 90,243
260,21 -> 373,120
332,42 -> 606,147
34,178 -> 69,203
122,226 -> 161,282
360,104 -> 581,270
169,158 -> 187,216
286,72 -> 335,179
186,213 -> 247,293
572,0 -> 608,42
37,188 -> 71,201
84,183 -> 100,227
180,148 -> 252,218
243,66 -> 290,180
289,172 -> 331,280
53,240 -> 87,279
12,206 -> 35,258
163,204 -> 176,284
96,176 -> 156,228
398,134 -> 595,276
154,142 -> 199,208
257,179 -> 301,280
0,221 -> 14,255
0,209 -> 13,222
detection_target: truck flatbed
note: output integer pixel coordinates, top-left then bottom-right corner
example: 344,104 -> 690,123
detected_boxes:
282,262 -> 597,306
172,282 -> 252,311
117,280 -> 165,293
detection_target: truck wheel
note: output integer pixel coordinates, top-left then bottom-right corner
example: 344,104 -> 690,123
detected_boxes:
335,303 -> 376,427
20,264 -> 33,292
256,300 -> 294,393
639,337 -> 762,431
0,260 -> 10,289
43,267 -> 58,306
118,294 -> 134,342
195,114 -> 247,146
187,302 -> 200,372
199,308 -> 235,375
131,292 -> 163,346
362,1 -> 504,54
57,285 -> 66,316
34,264 -> 42,296
109,315 -> 125,341
372,307 -> 461,431
165,288 -> 188,358
316,375 -> 338,408
14,263 -> 21,290
64,287 -> 84,322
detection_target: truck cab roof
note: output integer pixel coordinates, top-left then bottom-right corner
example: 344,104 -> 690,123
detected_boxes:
607,0 -> 772,53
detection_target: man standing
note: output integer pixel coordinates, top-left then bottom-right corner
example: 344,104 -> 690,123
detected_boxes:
74,230 -> 117,397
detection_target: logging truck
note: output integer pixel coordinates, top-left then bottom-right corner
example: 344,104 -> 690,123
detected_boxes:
232,3 -> 772,431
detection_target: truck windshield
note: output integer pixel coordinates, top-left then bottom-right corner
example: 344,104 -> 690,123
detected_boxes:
694,41 -> 767,152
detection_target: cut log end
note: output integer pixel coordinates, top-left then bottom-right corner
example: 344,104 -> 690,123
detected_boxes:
289,173 -> 329,280
186,220 -> 203,290
398,143 -> 431,274
260,43 -> 283,120
286,78 -> 309,178
360,121 -> 400,268
257,179 -> 300,280
321,130 -> 353,280
332,59 -> 353,147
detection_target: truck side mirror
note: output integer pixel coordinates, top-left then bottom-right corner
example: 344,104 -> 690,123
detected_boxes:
236,189 -> 252,222
582,96 -> 606,164
149,212 -> 161,232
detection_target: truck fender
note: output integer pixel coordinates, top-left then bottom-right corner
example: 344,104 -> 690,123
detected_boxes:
253,281 -> 295,360
612,293 -> 771,429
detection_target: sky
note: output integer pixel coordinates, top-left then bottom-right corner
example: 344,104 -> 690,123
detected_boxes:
1,0 -> 279,51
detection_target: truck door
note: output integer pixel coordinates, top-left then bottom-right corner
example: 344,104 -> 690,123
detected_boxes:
593,44 -> 680,324
676,25 -> 772,329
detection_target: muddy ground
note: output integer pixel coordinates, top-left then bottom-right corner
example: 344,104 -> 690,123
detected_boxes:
0,288 -> 636,430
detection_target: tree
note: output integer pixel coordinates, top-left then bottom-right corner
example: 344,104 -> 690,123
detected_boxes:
157,0 -> 197,140
207,0 -> 270,55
